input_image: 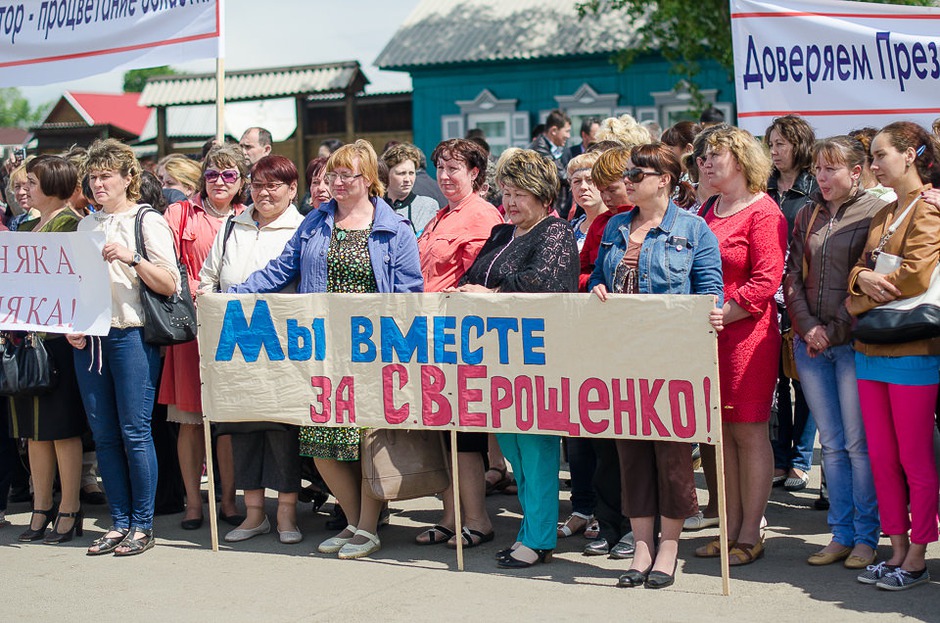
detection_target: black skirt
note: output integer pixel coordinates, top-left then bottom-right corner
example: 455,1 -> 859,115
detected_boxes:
9,336 -> 87,441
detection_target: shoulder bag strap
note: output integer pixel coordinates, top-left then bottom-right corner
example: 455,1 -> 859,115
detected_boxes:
220,215 -> 237,261
801,203 -> 822,280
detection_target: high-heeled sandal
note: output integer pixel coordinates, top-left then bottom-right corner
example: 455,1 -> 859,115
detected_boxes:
497,547 -> 553,569
43,509 -> 84,544
86,527 -> 129,556
18,507 -> 57,542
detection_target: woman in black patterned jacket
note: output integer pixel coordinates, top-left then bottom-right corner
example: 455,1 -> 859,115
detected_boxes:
452,148 -> 579,568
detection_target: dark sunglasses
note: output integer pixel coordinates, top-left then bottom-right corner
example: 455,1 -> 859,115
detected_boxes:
623,168 -> 661,183
204,168 -> 240,184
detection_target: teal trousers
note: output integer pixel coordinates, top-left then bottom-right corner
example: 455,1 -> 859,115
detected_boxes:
496,433 -> 560,550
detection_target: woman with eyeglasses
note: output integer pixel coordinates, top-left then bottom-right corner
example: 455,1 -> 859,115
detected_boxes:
590,143 -> 724,588
231,140 -> 422,558
200,155 -> 307,546
157,144 -> 248,531
695,126 -> 787,567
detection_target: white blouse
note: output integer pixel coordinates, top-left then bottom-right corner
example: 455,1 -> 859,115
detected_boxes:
78,205 -> 181,328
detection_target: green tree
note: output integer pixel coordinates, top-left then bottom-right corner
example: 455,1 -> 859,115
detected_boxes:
0,87 -> 50,127
123,66 -> 178,93
580,0 -> 936,103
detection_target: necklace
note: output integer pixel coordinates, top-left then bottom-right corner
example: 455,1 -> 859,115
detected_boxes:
203,199 -> 231,219
714,193 -> 762,218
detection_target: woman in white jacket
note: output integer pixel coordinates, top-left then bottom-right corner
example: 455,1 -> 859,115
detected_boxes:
198,155 -> 306,544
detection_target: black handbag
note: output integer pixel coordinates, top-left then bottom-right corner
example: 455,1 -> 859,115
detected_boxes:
0,332 -> 58,396
0,333 -> 18,395
134,206 -> 198,346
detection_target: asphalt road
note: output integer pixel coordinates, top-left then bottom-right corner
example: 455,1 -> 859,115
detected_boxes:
1,465 -> 937,622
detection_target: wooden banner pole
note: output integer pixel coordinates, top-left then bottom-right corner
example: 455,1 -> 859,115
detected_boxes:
451,430 -> 464,571
203,418 -> 220,552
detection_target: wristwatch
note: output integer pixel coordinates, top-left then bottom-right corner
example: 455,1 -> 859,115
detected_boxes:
128,252 -> 142,267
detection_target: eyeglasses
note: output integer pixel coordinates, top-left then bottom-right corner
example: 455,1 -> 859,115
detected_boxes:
205,168 -> 240,184
623,168 -> 662,183
324,172 -> 363,185
249,181 -> 287,193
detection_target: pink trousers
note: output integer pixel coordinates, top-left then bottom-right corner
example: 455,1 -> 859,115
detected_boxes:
857,380 -> 939,544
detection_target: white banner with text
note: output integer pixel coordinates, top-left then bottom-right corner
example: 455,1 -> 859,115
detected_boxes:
0,231 -> 111,335
0,0 -> 221,87
731,0 -> 940,136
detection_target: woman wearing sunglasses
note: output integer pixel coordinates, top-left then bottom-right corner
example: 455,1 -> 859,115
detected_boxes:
589,143 -> 724,588
158,144 -> 248,531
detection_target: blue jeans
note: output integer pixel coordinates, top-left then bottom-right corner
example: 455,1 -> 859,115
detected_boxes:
74,327 -> 160,531
773,371 -> 816,473
794,336 -> 879,548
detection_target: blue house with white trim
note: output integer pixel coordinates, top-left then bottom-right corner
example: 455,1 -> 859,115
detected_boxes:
376,0 -> 736,158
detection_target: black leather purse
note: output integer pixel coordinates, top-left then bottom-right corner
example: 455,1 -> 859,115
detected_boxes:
0,332 -> 58,396
134,206 -> 198,346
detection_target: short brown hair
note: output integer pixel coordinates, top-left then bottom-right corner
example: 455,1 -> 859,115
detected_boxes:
591,146 -> 632,188
382,143 -> 422,170
495,148 -> 559,207
201,144 -> 248,203
26,155 -> 78,201
764,114 -> 815,173
86,138 -> 141,202
431,139 -> 488,191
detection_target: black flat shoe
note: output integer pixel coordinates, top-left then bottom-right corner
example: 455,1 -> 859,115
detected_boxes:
497,548 -> 552,569
645,569 -> 676,589
181,517 -> 204,530
617,566 -> 652,588
44,509 -> 84,544
18,507 -> 57,542
80,486 -> 107,505
113,527 -> 156,557
219,512 -> 246,527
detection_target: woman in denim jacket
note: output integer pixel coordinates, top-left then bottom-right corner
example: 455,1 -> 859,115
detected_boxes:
231,140 -> 422,560
589,143 -> 723,589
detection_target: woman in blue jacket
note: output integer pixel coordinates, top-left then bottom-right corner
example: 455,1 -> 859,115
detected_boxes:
589,142 -> 724,589
231,140 -> 422,559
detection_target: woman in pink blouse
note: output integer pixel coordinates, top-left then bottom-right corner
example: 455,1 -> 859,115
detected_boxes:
697,126 -> 787,566
158,144 -> 247,530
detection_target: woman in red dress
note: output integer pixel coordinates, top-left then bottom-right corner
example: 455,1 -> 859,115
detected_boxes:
158,144 -> 247,529
697,126 -> 787,565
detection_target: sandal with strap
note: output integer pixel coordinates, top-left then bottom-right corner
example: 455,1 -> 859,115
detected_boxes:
87,527 -> 129,556
485,467 -> 513,495
557,512 -> 591,538
415,524 -> 456,545
113,528 -> 156,557
694,537 -> 735,558
447,527 -> 495,549
729,539 -> 764,566
584,518 -> 600,540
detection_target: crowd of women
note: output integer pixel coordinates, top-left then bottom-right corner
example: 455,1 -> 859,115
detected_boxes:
2,111 -> 939,592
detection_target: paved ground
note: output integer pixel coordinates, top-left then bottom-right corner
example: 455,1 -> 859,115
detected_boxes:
1,466 -> 938,622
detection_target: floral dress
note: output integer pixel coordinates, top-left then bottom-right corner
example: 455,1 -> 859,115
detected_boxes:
298,226 -> 376,461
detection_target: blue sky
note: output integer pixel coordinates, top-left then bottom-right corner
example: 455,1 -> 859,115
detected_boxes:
21,0 -> 422,106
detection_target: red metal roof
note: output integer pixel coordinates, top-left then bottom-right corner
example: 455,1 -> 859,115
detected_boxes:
66,92 -> 152,136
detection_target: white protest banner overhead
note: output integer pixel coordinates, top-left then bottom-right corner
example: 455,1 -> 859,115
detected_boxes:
0,0 -> 221,87
730,0 -> 940,136
198,292 -> 721,444
0,231 -> 111,335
